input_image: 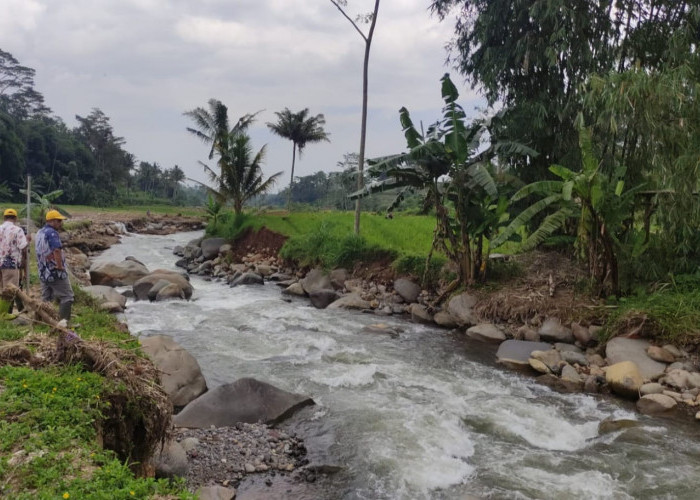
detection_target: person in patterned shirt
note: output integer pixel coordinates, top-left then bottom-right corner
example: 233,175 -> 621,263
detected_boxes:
0,208 -> 29,313
35,209 -> 74,322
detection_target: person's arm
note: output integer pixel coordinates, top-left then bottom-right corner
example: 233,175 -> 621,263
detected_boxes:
52,248 -> 64,271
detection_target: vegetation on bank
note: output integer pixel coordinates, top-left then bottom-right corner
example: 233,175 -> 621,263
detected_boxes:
0,289 -> 193,499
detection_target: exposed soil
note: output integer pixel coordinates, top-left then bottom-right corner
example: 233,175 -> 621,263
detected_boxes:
474,251 -> 602,330
228,227 -> 288,263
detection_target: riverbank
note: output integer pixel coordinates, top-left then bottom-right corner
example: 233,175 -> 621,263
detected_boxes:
2,210 -> 696,491
64,217 -> 700,497
173,227 -> 700,426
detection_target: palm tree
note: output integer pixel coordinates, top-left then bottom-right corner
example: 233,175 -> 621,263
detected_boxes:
185,100 -> 281,214
266,108 -> 330,210
184,99 -> 258,160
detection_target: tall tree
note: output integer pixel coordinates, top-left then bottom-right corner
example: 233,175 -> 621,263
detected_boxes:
0,48 -> 50,118
186,100 -> 282,214
329,0 -> 380,234
184,99 -> 257,160
429,1 -> 696,182
266,108 -> 330,210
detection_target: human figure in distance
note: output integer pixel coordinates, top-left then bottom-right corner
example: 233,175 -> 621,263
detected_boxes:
0,208 -> 29,314
35,209 -> 74,323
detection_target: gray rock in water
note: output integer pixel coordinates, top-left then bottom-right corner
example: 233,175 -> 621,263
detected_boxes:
605,337 -> 667,381
409,303 -> 434,324
393,278 -> 421,304
140,334 -> 207,407
173,378 -> 315,428
231,272 -> 264,287
327,293 -> 370,310
300,268 -> 332,294
637,394 -> 677,415
466,323 -> 506,343
309,289 -> 340,309
201,237 -> 226,260
82,285 -> 127,308
282,282 -> 306,296
598,418 -> 639,435
90,259 -> 149,286
496,340 -> 553,369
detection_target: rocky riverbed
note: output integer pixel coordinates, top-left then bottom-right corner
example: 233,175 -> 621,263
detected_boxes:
173,423 -> 308,493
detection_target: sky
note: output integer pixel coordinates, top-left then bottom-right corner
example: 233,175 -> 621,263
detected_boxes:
0,0 -> 483,190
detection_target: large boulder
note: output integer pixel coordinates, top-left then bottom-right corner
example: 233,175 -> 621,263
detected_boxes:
446,292 -> 478,327
201,237 -> 226,260
605,361 -> 643,399
466,323 -> 506,343
538,318 -> 574,343
81,285 -> 127,309
173,378 -> 314,428
230,272 -> 264,287
133,271 -> 193,301
605,337 -> 667,381
90,258 -> 149,286
140,335 -> 207,407
393,278 -> 421,303
496,340 -> 553,369
327,293 -> 371,310
309,289 -> 340,309
300,268 -> 332,294
637,394 -> 677,415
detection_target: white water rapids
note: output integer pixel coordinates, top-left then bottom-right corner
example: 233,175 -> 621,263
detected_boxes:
95,231 -> 700,499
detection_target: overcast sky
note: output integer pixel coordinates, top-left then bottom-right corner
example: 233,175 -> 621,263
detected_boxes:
0,0 -> 483,189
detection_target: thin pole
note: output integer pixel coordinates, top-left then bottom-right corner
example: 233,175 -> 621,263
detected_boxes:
25,175 -> 31,291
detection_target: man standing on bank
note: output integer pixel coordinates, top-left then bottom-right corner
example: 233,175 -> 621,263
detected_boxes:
0,208 -> 29,313
35,209 -> 74,322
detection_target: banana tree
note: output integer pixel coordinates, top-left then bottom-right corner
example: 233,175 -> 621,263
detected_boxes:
369,74 -> 532,287
18,188 -> 69,225
491,127 -> 643,295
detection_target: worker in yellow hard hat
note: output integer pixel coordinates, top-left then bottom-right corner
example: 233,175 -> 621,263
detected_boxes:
0,208 -> 29,314
35,209 -> 73,323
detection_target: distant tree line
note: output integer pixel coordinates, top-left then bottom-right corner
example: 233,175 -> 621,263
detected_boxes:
0,48 -> 205,206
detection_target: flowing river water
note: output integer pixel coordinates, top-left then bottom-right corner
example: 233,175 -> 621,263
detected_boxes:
94,231 -> 700,500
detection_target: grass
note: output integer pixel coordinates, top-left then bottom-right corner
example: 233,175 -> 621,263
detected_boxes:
0,291 -> 193,499
602,275 -> 700,346
245,211 -> 437,256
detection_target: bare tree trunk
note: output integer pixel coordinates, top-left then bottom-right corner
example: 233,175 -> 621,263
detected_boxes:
287,144 -> 297,211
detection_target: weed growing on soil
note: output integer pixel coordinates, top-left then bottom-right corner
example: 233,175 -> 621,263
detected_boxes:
603,275 -> 700,346
280,220 -> 392,269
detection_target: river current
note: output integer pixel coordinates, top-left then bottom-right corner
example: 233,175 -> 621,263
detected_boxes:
95,231 -> 700,500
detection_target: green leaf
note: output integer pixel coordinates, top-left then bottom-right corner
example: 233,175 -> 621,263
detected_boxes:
548,164 -> 576,181
512,180 -> 564,201
614,180 -> 624,196
562,181 -> 574,201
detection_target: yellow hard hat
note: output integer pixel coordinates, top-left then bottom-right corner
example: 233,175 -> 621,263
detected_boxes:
3,208 -> 18,217
46,209 -> 67,221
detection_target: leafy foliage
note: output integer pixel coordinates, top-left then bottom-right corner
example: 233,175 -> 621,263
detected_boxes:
186,99 -> 282,214
369,74 -> 531,285
492,127 -> 643,295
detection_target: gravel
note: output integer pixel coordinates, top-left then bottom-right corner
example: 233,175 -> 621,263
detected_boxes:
173,422 -> 308,490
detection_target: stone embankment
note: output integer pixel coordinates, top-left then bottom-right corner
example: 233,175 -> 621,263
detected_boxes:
175,235 -> 700,424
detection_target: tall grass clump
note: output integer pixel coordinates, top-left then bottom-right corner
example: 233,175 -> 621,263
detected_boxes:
392,254 -> 447,289
280,221 -> 392,269
603,273 -> 700,346
207,212 -> 255,240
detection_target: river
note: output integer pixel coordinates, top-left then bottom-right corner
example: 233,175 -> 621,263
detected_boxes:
94,230 -> 700,500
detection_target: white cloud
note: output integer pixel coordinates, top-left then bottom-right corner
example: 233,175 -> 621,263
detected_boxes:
0,0 -> 485,187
